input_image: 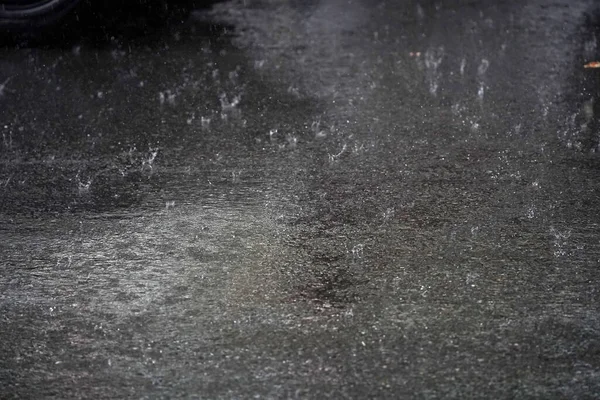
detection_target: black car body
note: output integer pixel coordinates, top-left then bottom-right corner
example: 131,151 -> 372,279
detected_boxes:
0,0 -> 219,31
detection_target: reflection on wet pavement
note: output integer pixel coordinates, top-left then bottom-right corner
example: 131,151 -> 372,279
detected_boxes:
1,0 -> 600,397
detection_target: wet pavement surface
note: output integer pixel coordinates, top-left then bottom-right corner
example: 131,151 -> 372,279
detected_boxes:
1,0 -> 600,398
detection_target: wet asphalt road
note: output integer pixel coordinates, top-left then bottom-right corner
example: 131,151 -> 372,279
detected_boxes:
1,0 -> 600,398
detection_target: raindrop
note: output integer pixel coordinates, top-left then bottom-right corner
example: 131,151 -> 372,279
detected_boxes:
2,129 -> 12,149
425,47 -> 444,70
477,83 -> 485,102
416,4 -> 425,19
583,99 -> 594,123
584,36 -> 597,58
477,59 -> 490,76
2,174 -> 13,188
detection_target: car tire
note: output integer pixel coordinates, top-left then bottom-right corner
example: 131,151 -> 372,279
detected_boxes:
0,0 -> 82,30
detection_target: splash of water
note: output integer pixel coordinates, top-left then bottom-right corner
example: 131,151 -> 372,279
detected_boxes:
351,244 -> 364,258
286,134 -> 298,149
268,128 -> 278,142
159,90 -> 176,105
550,227 -> 572,257
231,170 -> 242,183
477,82 -> 485,103
477,59 -> 490,77
424,47 -> 444,96
416,3 -> 425,19
477,59 -> 490,103
76,171 -> 92,195
328,143 -> 347,162
142,148 -> 159,171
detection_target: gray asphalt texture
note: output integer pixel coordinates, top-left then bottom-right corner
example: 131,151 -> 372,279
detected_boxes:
1,0 -> 600,398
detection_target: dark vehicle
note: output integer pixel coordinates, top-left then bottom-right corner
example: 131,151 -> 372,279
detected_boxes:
0,0 -> 82,29
0,0 -> 219,31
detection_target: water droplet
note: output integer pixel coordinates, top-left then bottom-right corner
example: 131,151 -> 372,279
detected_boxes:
416,4 -> 425,19
477,83 -> 485,102
460,58 -> 466,76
